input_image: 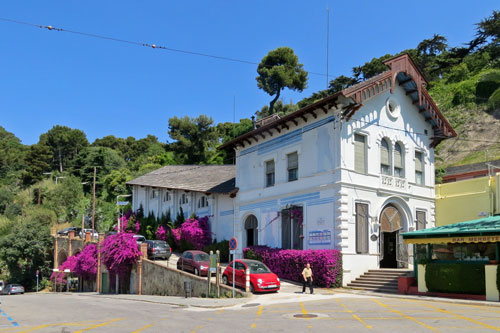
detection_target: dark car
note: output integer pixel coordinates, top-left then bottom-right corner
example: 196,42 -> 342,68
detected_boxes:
177,250 -> 211,276
57,227 -> 82,236
146,240 -> 172,260
1,284 -> 24,295
133,235 -> 146,244
223,259 -> 280,293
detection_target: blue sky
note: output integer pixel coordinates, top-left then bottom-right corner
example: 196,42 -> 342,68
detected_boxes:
1,1 -> 498,145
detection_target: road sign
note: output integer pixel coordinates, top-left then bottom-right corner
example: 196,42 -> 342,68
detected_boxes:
229,237 -> 238,251
229,250 -> 236,254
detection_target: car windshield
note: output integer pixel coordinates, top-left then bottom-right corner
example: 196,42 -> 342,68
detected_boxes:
247,262 -> 271,274
194,254 -> 210,261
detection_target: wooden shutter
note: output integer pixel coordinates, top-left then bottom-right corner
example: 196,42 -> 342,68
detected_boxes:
380,139 -> 390,166
354,134 -> 366,173
355,203 -> 369,254
416,211 -> 426,230
281,209 -> 291,249
266,160 -> 275,173
394,143 -> 403,168
415,151 -> 423,172
287,153 -> 298,170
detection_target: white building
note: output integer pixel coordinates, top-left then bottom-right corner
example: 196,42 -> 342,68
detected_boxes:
128,54 -> 456,285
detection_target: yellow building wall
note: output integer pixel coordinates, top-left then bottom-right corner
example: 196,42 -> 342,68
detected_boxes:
435,176 -> 496,226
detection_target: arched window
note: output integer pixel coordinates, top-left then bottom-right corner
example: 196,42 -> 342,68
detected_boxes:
163,191 -> 171,202
198,196 -> 208,208
394,143 -> 404,178
179,193 -> 188,205
380,139 -> 391,175
245,215 -> 258,247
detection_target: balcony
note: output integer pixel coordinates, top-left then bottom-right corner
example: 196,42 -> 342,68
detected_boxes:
380,175 -> 407,191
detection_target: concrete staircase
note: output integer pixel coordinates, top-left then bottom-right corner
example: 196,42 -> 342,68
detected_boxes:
346,269 -> 412,294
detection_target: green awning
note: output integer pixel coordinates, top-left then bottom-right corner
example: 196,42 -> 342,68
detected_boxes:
402,215 -> 500,244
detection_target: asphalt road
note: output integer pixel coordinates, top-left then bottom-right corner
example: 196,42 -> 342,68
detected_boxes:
1,292 -> 500,332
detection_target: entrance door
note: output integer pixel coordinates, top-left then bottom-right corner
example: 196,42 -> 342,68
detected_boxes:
244,215 -> 258,247
380,231 -> 398,268
281,207 -> 303,250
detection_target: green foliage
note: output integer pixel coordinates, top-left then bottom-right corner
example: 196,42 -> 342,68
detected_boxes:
203,240 -> 230,263
352,54 -> 392,81
256,47 -> 308,114
24,207 -> 58,227
0,126 -> 26,184
43,175 -> 84,223
488,87 -> 500,110
168,115 -> 219,164
23,143 -> 52,185
174,207 -> 185,228
0,219 -> 53,291
425,263 -> 485,295
101,168 -> 132,202
42,125 -> 89,172
255,100 -> 299,120
476,70 -> 500,101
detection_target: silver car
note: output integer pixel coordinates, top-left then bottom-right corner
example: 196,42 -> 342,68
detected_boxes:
2,284 -> 24,295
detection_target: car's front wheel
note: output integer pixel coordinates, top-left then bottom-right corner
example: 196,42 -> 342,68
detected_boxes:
222,275 -> 229,285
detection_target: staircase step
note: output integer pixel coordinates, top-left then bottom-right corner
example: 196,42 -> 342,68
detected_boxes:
347,281 -> 398,288
358,275 -> 400,281
347,269 -> 413,294
356,278 -> 399,284
348,285 -> 399,294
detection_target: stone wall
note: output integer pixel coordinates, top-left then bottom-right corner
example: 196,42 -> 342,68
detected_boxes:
140,259 -> 247,297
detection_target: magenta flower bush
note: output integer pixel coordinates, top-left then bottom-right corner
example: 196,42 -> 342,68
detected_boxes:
178,216 -> 212,250
156,225 -> 167,241
99,232 -> 142,277
74,244 -> 97,279
50,255 -> 78,285
244,246 -> 343,288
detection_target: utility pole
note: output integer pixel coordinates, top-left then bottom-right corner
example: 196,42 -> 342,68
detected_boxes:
326,6 -> 330,89
38,186 -> 41,207
91,167 -> 96,236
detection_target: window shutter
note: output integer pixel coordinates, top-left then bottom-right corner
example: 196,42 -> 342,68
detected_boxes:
415,151 -> 423,172
380,140 -> 389,166
266,160 -> 275,173
416,211 -> 426,230
288,153 -> 298,169
356,203 -> 369,254
394,144 -> 403,168
354,134 -> 366,173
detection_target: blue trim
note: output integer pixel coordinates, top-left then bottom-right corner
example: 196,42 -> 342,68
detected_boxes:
240,200 -> 279,211
280,192 -> 320,205
307,197 -> 335,207
220,209 -> 234,217
240,116 -> 336,157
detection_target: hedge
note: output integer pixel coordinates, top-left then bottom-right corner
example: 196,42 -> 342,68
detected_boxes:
204,240 -> 230,263
425,263 -> 485,295
243,246 -> 342,288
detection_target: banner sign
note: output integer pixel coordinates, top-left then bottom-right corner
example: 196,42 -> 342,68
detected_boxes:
405,235 -> 500,245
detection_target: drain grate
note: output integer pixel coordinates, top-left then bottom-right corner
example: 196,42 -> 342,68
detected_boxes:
242,303 -> 260,308
293,314 -> 318,319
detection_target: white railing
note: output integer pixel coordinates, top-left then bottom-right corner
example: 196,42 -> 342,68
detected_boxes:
380,175 -> 407,191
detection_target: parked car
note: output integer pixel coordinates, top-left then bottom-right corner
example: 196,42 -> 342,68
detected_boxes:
0,280 -> 3,293
1,284 -> 24,295
79,229 -> 98,238
57,227 -> 82,236
223,259 -> 280,293
177,250 -> 211,276
133,235 -> 146,244
145,240 -> 172,260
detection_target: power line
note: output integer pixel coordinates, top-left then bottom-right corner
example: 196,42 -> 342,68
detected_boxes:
0,16 -> 334,78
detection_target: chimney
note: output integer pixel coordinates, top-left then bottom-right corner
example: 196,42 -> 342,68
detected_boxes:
251,115 -> 256,129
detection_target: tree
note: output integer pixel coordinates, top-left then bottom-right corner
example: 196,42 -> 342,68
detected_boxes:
352,54 -> 392,82
328,75 -> 359,93
470,10 -> 500,54
0,126 -> 26,184
23,143 -> 53,185
42,126 -> 89,172
168,115 -> 218,164
256,47 -> 308,114
255,100 -> 299,120
43,175 -> 85,223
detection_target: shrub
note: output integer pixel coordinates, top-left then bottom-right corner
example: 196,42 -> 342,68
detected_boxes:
74,244 -> 98,279
99,233 -> 142,277
204,240 -> 230,263
243,246 -> 343,288
50,256 -> 78,285
170,216 -> 212,251
425,263 -> 485,295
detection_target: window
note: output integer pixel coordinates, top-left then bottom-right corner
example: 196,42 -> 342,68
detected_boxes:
179,193 -> 188,205
287,152 -> 298,181
394,143 -> 404,178
354,134 -> 367,174
355,203 -> 369,254
198,196 -> 208,208
163,191 -> 171,202
380,139 -> 391,175
416,211 -> 426,230
415,151 -> 424,185
149,189 -> 157,199
265,160 -> 275,187
281,207 -> 303,250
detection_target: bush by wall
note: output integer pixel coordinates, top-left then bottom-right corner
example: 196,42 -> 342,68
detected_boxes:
425,263 -> 485,295
203,240 -> 230,263
243,246 -> 342,288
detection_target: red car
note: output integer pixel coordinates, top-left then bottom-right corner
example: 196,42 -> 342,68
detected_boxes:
177,250 -> 211,276
223,259 -> 280,293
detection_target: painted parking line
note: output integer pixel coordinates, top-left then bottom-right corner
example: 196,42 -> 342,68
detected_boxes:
334,299 -> 372,329
250,305 -> 263,329
73,318 -> 123,333
0,308 -> 19,328
190,325 -> 202,333
420,302 -> 500,331
371,299 -> 438,331
130,323 -> 154,333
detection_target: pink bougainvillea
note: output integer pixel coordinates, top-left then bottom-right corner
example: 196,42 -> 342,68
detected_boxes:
156,225 -> 167,241
244,246 -> 343,288
74,244 -> 97,279
50,255 -> 78,285
99,232 -> 142,277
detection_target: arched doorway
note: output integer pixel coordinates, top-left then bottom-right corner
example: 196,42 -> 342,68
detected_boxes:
244,215 -> 258,247
379,205 -> 406,268
57,250 -> 68,267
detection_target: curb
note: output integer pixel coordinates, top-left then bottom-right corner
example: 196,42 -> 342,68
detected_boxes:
336,288 -> 500,307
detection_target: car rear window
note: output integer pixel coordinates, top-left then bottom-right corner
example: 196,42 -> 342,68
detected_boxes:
247,262 -> 271,274
194,254 -> 210,261
154,242 -> 167,248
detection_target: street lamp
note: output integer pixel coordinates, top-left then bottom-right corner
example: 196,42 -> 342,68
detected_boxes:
116,194 -> 132,232
55,176 -> 66,184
